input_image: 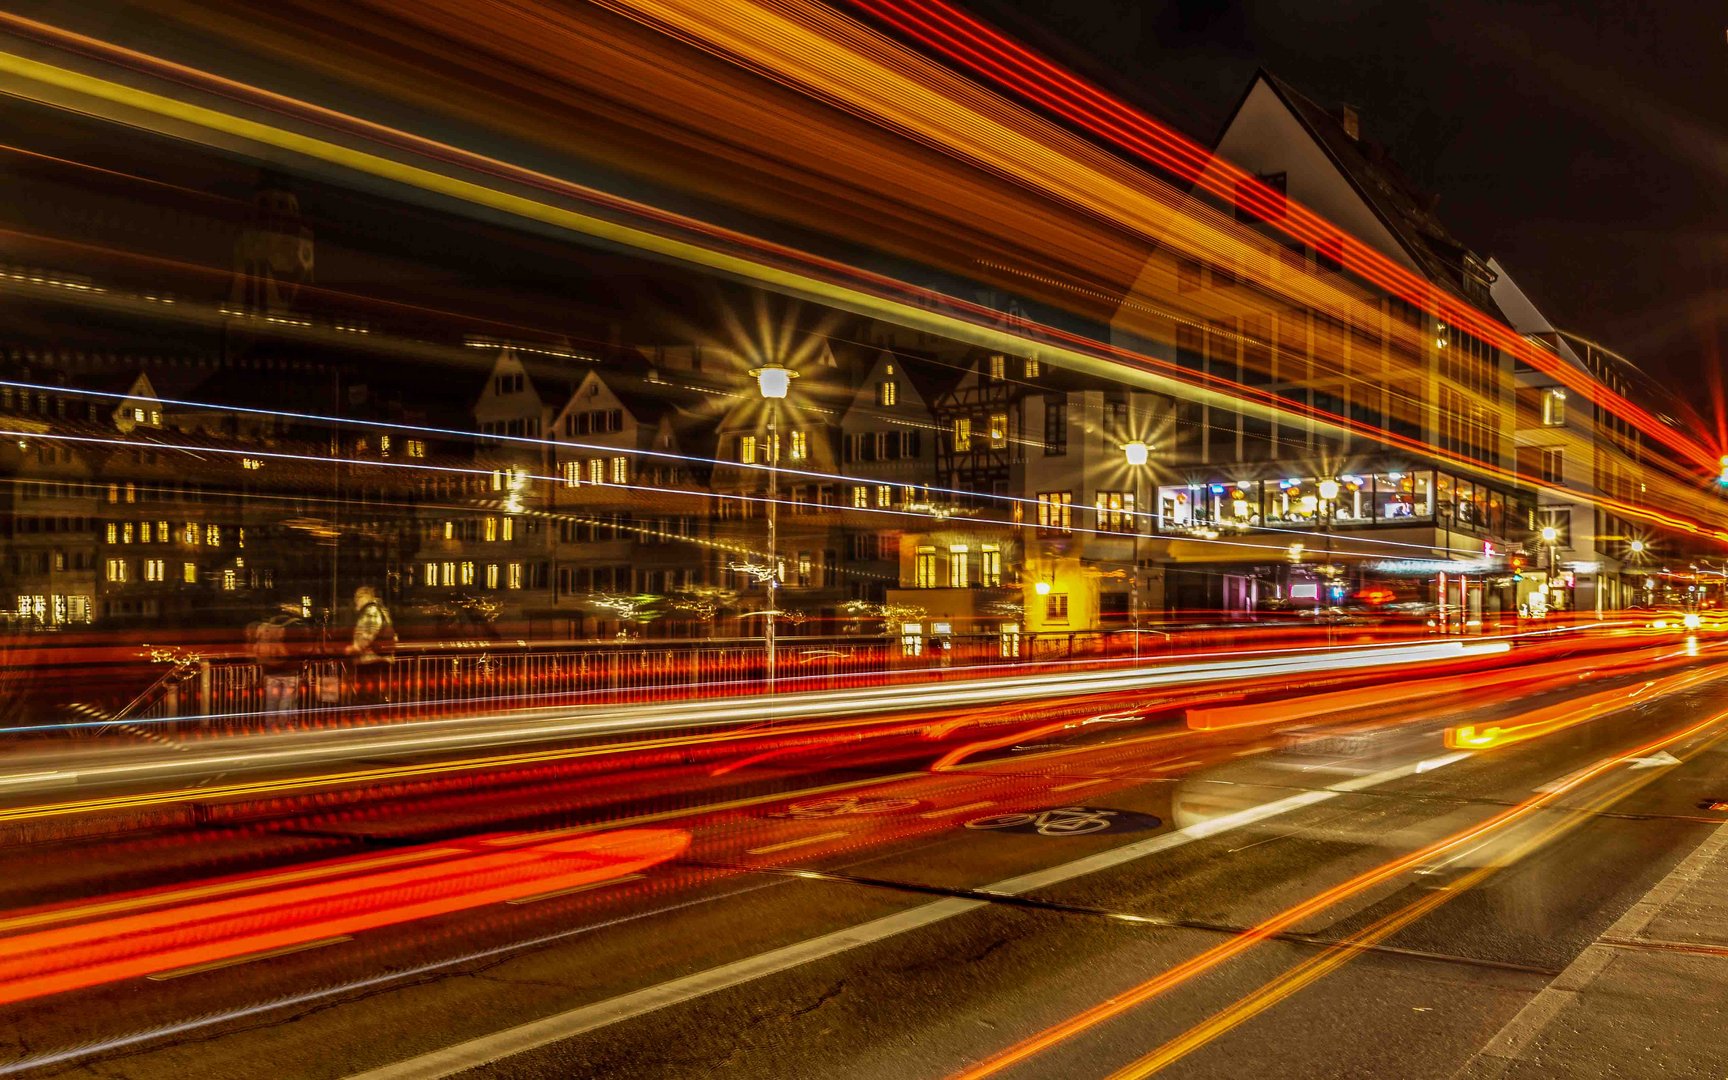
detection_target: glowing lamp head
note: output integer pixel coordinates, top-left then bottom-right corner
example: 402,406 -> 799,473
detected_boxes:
751,363 -> 796,400
1033,580 -> 1052,596
1317,478 -> 1341,501
1122,440 -> 1150,467
1630,539 -> 1646,554
1541,526 -> 1558,543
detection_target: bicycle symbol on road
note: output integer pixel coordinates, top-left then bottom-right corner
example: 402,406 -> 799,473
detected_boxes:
775,795 -> 921,818
966,806 -> 1119,836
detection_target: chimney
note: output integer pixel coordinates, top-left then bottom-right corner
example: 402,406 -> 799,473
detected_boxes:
1339,104 -> 1360,141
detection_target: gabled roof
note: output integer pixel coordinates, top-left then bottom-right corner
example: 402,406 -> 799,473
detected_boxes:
1235,72 -> 1507,318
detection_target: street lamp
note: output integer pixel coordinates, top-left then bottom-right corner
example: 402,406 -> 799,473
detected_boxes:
750,362 -> 798,694
1123,441 -> 1151,658
1315,478 -> 1342,640
1541,524 -> 1560,613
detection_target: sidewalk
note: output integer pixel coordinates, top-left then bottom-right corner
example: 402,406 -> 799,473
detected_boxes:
1455,818 -> 1728,1079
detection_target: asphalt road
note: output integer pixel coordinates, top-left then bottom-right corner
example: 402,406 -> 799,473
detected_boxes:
6,639 -> 1728,1080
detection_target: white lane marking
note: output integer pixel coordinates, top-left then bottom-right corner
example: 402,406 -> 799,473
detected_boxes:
348,751 -> 1471,1080
1051,778 -> 1109,793
506,874 -> 647,906
147,936 -> 350,980
745,831 -> 848,856
919,801 -> 995,820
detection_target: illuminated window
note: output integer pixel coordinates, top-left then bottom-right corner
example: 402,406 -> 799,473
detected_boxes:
460,561 -> 475,585
107,483 -> 118,504
139,523 -> 151,544
241,458 -> 264,470
105,558 -> 127,583
184,523 -> 199,545
740,435 -> 758,465
423,560 -> 438,585
206,524 -> 220,546
183,562 -> 197,584
914,546 -> 939,588
157,521 -> 169,542
948,545 -> 970,588
1045,592 -> 1069,620
132,407 -> 146,423
954,417 -> 972,452
1024,357 -> 1041,378
503,517 -> 514,541
440,561 -> 455,587
852,485 -> 868,508
876,484 -> 893,508
491,470 -> 504,491
105,522 -> 117,544
611,456 -> 629,484
143,559 -> 165,582
222,569 -> 236,591
901,623 -> 924,657
989,412 -> 1008,448
508,562 -> 524,589
1096,491 -> 1136,532
122,522 -> 134,544
588,458 -> 605,485
999,622 -> 1021,657
797,552 -> 813,587
1037,491 -> 1074,533
406,439 -> 426,458
380,435 -> 392,457
1542,388 -> 1567,426
150,410 -> 161,426
486,564 -> 500,589
562,461 -> 581,487
988,353 -> 1005,380
485,517 -> 498,542
878,380 -> 898,406
125,482 -> 136,503
789,431 -> 808,460
981,544 -> 1002,587
443,521 -> 454,540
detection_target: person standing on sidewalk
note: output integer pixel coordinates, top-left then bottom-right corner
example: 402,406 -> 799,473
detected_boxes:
345,585 -> 396,706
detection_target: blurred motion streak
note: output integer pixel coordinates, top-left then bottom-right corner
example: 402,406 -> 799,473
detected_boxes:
0,638 -> 1509,829
0,828 -> 688,1006
0,7 -> 1720,543
949,687 -> 1728,1080
1109,714 -> 1728,1077
841,0 -> 1720,477
1189,640 -> 1710,730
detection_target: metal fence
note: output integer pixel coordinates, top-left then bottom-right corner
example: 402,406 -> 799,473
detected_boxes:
107,619 -> 1427,735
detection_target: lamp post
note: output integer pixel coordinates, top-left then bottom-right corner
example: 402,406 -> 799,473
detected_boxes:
751,362 -> 796,694
1541,524 -> 1559,614
1317,477 -> 1340,644
1123,440 -> 1149,660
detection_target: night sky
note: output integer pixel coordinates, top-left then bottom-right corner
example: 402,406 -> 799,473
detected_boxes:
977,0 -> 1726,392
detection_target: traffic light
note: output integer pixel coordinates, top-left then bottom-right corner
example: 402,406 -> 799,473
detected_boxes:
1510,554 -> 1526,582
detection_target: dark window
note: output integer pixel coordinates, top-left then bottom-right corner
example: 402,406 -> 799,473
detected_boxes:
1043,395 -> 1067,456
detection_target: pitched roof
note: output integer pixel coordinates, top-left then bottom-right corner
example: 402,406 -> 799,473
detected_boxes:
1247,72 -> 1507,318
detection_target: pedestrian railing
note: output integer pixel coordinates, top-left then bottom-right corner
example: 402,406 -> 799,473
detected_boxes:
91,618 -> 1431,737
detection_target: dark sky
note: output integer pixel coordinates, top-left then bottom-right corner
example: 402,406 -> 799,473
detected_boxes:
973,0 -> 1727,388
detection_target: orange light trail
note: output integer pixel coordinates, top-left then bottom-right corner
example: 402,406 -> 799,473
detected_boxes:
948,675 -> 1728,1080
0,828 -> 688,1006
847,0 -> 1722,478
2,7 -> 1720,546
